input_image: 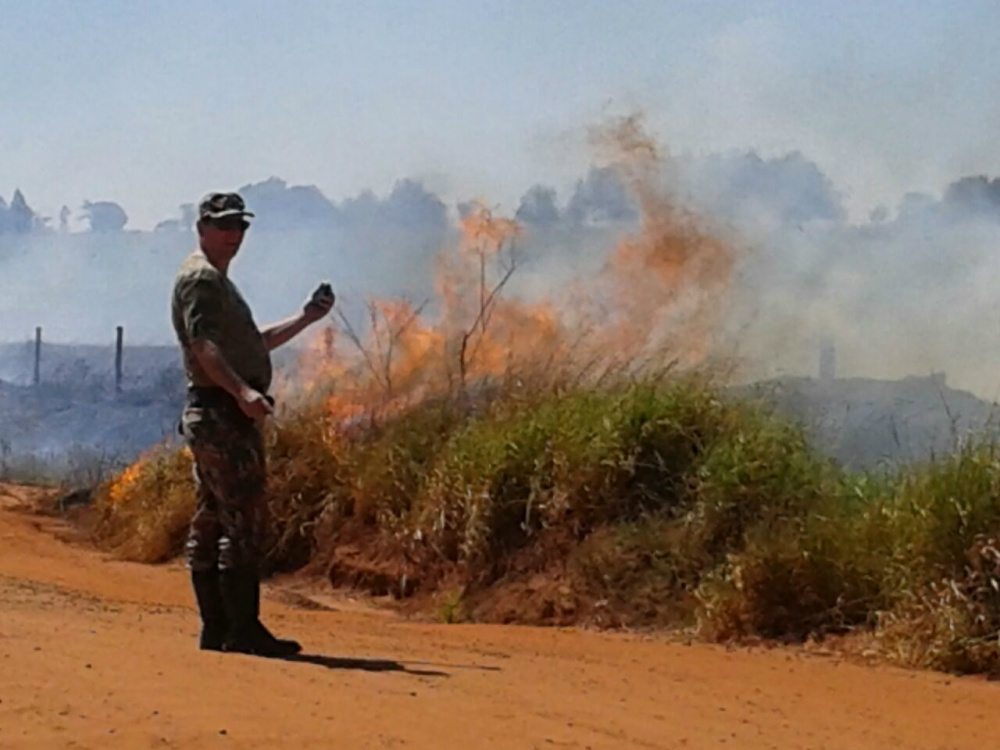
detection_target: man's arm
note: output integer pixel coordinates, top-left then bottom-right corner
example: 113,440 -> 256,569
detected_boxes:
261,284 -> 335,351
190,339 -> 272,419
260,313 -> 313,352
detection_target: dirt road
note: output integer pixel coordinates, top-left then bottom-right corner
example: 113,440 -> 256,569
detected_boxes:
0,483 -> 996,750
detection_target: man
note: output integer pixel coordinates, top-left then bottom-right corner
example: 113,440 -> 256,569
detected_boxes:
171,192 -> 334,657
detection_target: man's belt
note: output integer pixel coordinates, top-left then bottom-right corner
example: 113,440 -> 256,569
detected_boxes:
186,386 -> 275,411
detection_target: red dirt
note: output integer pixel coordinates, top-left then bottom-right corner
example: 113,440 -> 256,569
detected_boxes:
0,482 -> 996,749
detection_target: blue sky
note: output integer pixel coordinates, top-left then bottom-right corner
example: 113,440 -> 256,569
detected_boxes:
2,0 -> 999,228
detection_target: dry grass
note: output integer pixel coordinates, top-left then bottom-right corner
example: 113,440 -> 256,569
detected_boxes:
91,446 -> 195,563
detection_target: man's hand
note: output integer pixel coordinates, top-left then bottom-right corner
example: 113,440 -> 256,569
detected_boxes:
303,282 -> 335,324
260,283 -> 336,351
238,386 -> 274,420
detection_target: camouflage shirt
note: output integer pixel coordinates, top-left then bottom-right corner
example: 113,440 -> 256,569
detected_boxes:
171,251 -> 272,393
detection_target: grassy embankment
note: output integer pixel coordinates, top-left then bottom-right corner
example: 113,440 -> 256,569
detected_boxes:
92,376 -> 1000,675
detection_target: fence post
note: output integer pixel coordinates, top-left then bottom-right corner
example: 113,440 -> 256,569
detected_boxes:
115,326 -> 124,394
33,327 -> 41,387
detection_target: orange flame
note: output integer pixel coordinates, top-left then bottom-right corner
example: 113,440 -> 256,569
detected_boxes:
105,117 -> 736,495
459,203 -> 521,255
286,114 -> 732,426
107,458 -> 146,506
592,114 -> 733,369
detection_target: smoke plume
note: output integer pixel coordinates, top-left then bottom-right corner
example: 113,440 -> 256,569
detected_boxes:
3,118 -> 1000,400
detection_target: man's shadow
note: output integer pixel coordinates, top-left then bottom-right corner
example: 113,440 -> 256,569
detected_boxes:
279,653 -> 506,678
282,653 -> 450,678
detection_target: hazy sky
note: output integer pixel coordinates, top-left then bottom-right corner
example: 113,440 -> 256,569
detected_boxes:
2,0 -> 999,229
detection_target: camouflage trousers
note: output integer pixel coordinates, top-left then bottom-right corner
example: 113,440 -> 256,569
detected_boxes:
180,401 -> 267,572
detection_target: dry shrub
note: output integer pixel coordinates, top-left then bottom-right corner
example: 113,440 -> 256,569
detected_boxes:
91,445 -> 195,563
875,536 -> 1000,674
569,520 -> 697,628
695,523 -> 884,642
259,406 -> 350,572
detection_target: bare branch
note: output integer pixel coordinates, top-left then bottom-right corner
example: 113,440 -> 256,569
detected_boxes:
382,299 -> 429,397
458,237 -> 521,387
479,250 -> 487,335
368,302 -> 389,378
335,307 -> 387,390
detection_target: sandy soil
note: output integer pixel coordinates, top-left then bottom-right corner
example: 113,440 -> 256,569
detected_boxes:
0,482 -> 996,750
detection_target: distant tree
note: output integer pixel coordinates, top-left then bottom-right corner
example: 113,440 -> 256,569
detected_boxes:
154,203 -> 197,232
0,190 -> 45,234
713,151 -> 846,225
153,218 -> 179,232
59,205 -> 71,232
338,189 -> 380,227
515,185 -> 560,227
237,176 -> 339,230
7,190 -> 38,234
234,176 -> 449,233
565,168 -> 638,226
943,176 -> 1000,217
82,200 -> 128,232
382,179 -> 448,231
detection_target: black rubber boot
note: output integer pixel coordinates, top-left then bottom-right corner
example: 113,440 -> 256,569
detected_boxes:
219,567 -> 302,657
248,568 -> 303,654
191,569 -> 229,651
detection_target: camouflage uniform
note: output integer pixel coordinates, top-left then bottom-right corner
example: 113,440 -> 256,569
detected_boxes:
180,397 -> 267,571
172,192 -> 300,656
172,240 -> 272,572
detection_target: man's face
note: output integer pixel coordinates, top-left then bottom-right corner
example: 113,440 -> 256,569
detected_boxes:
199,215 -> 249,261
